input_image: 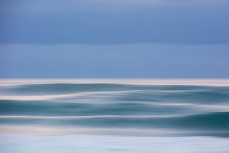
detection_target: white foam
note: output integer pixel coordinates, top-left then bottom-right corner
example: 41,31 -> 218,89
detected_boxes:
0,114 -> 179,119
1,79 -> 229,86
0,90 -> 139,101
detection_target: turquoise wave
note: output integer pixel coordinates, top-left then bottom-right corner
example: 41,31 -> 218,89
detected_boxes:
1,83 -> 229,137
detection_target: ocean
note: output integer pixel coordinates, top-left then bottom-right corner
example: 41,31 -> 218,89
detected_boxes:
0,79 -> 229,153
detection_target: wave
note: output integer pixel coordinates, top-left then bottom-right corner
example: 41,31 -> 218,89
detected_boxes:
4,83 -> 133,95
115,87 -> 229,103
2,84 -> 229,102
1,112 -> 229,132
174,112 -> 229,130
0,99 -> 194,116
1,82 -> 229,137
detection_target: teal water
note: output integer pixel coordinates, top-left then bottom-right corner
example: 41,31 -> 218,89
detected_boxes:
0,80 -> 229,152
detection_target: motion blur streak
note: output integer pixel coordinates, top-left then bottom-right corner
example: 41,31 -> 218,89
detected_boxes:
0,79 -> 229,153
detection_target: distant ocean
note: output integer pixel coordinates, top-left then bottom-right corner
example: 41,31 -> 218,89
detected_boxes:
0,79 -> 229,153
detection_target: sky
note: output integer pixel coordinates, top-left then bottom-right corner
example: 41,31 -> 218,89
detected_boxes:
0,0 -> 229,78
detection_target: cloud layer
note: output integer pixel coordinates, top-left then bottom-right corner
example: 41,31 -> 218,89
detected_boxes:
0,0 -> 229,44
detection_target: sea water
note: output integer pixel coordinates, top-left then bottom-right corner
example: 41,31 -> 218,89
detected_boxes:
0,79 -> 229,153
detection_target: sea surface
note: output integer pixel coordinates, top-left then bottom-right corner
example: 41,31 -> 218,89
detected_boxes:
0,79 -> 229,153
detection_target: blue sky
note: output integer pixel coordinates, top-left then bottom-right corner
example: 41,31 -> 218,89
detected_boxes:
0,0 -> 229,78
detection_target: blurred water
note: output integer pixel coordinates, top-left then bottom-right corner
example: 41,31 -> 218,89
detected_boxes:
1,134 -> 229,153
0,79 -> 229,152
